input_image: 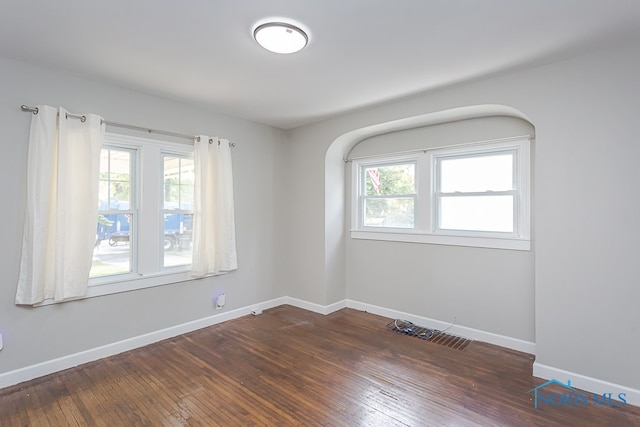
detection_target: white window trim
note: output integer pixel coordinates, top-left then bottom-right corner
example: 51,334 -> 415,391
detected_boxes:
89,133 -> 197,297
350,137 -> 531,251
358,157 -> 418,229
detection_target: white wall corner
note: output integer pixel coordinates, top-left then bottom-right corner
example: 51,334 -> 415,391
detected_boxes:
284,296 -> 347,315
533,362 -> 640,408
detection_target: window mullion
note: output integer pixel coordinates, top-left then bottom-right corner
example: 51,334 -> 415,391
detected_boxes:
136,145 -> 161,275
415,153 -> 429,232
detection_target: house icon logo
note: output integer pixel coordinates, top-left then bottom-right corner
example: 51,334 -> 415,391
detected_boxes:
528,379 -> 627,409
529,379 -> 573,409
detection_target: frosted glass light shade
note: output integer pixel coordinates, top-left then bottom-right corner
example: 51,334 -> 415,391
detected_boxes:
254,22 -> 308,54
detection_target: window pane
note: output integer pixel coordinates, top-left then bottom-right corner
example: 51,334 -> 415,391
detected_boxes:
93,147 -> 134,278
110,150 -> 131,180
92,214 -> 133,277
180,159 -> 194,185
164,156 -> 194,210
440,153 -> 513,193
163,155 -> 193,268
164,184 -> 179,207
163,213 -> 193,267
99,148 -> 131,210
109,182 -> 130,209
180,185 -> 194,210
439,195 -> 513,232
364,198 -> 414,228
365,164 -> 415,196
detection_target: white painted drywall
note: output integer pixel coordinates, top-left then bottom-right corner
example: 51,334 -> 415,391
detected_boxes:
2,40 -> 639,397
345,117 -> 535,342
284,42 -> 640,391
0,56 -> 287,374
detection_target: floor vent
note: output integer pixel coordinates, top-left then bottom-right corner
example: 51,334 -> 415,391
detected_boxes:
386,319 -> 472,350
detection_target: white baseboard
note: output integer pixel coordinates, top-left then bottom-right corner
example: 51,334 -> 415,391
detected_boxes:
16,294 -> 640,404
0,296 -> 535,390
346,299 -> 536,354
533,362 -> 640,407
284,296 -> 347,315
0,296 -> 287,390
5,295 -> 636,410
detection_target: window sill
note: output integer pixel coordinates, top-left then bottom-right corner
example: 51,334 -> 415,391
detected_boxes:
34,269 -> 222,306
350,230 -> 530,251
87,269 -> 197,299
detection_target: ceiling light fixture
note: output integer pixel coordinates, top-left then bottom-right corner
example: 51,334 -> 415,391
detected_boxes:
254,22 -> 308,54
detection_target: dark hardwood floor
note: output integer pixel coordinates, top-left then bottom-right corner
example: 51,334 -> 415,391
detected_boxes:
1,305 -> 639,426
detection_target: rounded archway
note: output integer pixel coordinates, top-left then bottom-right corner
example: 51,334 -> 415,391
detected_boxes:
323,104 -> 534,305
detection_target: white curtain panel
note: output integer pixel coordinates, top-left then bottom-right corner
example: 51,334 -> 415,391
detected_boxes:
192,135 -> 238,277
16,106 -> 104,305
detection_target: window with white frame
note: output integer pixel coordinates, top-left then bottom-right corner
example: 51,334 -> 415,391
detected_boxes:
351,137 -> 530,250
93,147 -> 136,277
361,161 -> 416,228
162,154 -> 194,267
90,133 -> 194,295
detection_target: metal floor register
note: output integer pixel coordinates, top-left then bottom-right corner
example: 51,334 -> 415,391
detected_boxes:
386,319 -> 472,351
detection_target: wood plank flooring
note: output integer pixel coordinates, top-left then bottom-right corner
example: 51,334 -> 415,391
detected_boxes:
1,305 -> 639,426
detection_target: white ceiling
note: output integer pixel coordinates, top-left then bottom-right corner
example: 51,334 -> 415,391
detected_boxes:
2,1 -> 640,129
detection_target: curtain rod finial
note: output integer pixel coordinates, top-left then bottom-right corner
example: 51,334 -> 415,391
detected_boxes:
21,105 -> 39,114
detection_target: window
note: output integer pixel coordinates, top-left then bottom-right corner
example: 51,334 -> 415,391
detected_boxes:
351,137 -> 530,250
94,147 -> 135,277
435,150 -> 516,234
362,162 -> 416,228
90,133 -> 194,296
162,155 -> 194,268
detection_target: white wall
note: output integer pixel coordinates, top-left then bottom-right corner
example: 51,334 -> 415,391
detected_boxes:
284,42 -> 640,391
0,57 -> 288,374
346,117 -> 535,343
2,40 -> 639,398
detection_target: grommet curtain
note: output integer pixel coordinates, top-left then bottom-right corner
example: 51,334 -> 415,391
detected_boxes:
191,135 -> 238,277
16,106 -> 104,305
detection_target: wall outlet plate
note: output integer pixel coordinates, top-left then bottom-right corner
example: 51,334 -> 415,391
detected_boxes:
216,293 -> 226,310
0,333 -> 3,351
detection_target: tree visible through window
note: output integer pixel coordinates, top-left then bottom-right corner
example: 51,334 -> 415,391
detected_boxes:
362,162 -> 416,228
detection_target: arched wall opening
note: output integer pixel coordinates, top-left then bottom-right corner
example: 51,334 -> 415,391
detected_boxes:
324,104 -> 536,348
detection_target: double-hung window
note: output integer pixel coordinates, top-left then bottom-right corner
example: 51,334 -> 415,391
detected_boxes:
95,147 -> 135,277
361,161 -> 416,229
435,149 -> 517,235
90,133 -> 194,296
351,137 -> 530,250
162,154 -> 194,267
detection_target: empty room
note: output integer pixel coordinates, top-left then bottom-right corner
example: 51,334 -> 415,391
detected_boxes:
1,1 -> 639,425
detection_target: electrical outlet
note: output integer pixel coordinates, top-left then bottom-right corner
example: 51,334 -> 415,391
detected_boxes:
0,333 -> 4,351
215,293 -> 226,310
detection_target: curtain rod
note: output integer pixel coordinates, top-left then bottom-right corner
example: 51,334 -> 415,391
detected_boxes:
20,105 -> 235,146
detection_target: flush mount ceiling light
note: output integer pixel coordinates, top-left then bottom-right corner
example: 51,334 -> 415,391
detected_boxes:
254,22 -> 308,54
